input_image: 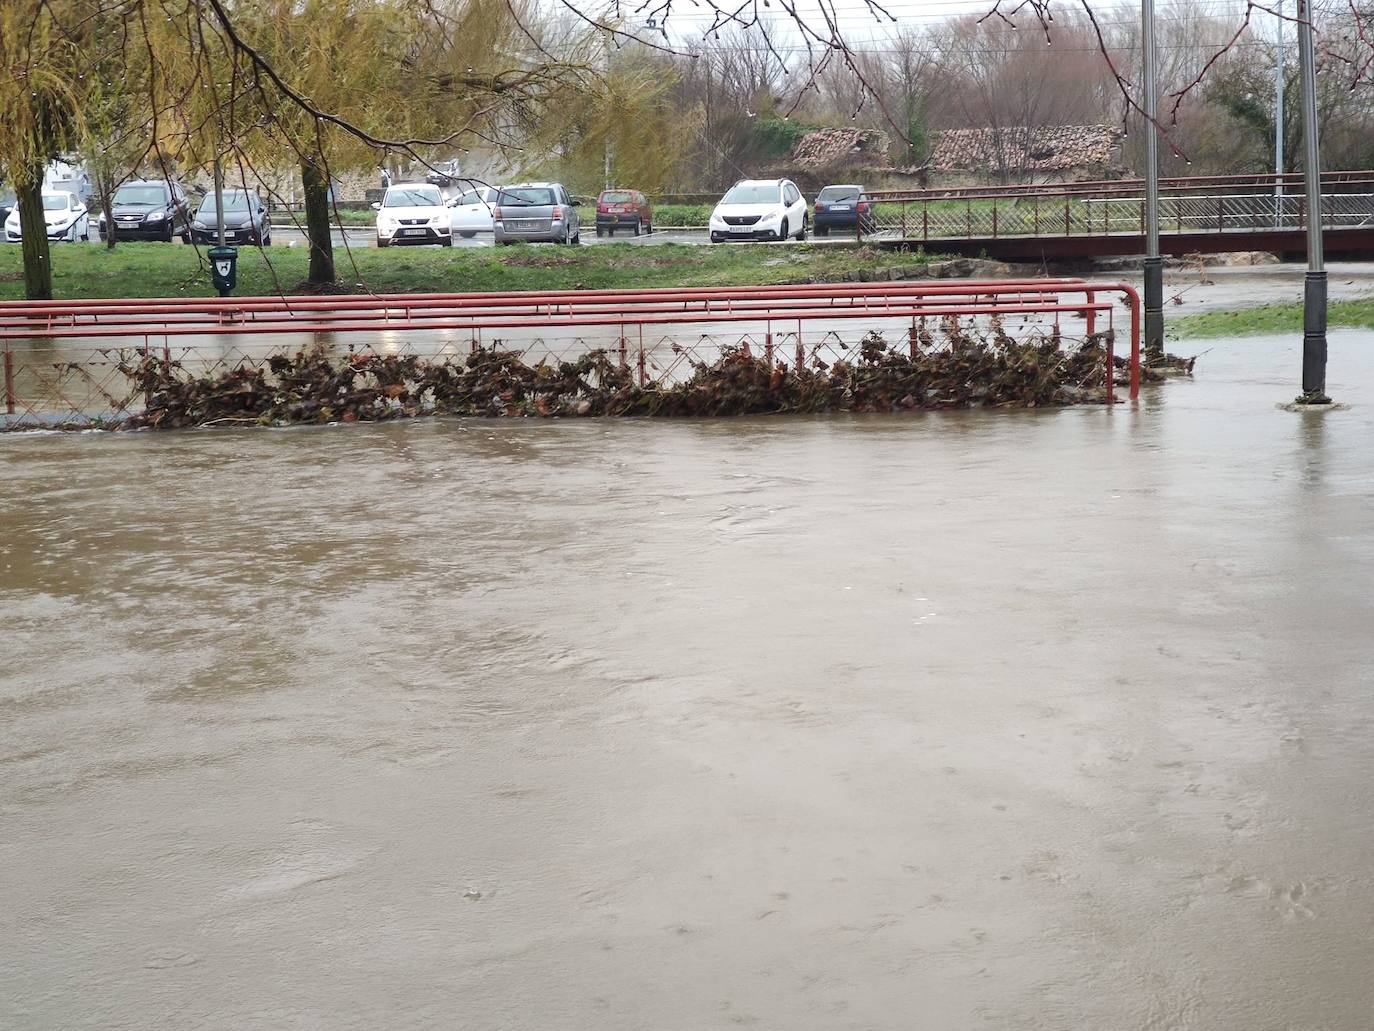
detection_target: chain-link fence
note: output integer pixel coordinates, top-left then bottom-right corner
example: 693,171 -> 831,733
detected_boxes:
1,282 -> 1139,428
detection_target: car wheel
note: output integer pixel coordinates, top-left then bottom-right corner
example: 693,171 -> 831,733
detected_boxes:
377,238 -> 389,248
595,227 -> 604,237
797,217 -> 808,241
646,223 -> 653,235
442,236 -> 453,247
460,231 -> 476,239
632,222 -> 640,237
778,219 -> 788,242
816,225 -> 829,237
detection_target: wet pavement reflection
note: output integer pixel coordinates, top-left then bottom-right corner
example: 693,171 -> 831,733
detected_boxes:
2,332 -> 1374,1029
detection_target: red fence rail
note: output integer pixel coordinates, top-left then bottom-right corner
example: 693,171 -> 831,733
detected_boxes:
1,280 -> 1140,425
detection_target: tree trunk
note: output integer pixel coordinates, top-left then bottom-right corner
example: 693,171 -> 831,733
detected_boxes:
17,171 -> 53,300
99,168 -> 117,249
301,157 -> 335,285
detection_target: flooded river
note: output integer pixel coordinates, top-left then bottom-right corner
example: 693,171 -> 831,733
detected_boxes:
3,332 -> 1374,1029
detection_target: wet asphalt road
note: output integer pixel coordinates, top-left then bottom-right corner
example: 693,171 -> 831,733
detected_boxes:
3,332 -> 1374,1028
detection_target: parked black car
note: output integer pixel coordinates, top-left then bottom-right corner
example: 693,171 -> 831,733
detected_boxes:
189,189 -> 271,246
812,184 -> 872,236
0,188 -> 15,232
98,179 -> 193,242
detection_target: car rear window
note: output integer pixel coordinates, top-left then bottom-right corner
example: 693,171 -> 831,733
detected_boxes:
499,188 -> 557,206
601,191 -> 633,203
818,187 -> 862,202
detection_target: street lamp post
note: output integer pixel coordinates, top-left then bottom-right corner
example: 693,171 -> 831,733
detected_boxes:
1296,0 -> 1329,402
1142,0 -> 1163,361
1275,0 -> 1285,228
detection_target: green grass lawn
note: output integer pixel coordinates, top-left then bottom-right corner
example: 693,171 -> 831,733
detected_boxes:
0,240 -> 943,300
1171,297 -> 1374,338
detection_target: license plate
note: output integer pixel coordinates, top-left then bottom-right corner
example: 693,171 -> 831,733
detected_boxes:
729,225 -> 751,233
831,205 -> 850,211
401,228 -> 426,236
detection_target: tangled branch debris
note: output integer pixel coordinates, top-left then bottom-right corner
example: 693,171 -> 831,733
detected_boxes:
114,327 -> 1187,430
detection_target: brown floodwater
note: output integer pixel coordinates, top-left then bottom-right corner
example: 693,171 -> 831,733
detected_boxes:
3,331 -> 1373,1029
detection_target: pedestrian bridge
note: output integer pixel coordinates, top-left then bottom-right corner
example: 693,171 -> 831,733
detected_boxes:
859,172 -> 1374,260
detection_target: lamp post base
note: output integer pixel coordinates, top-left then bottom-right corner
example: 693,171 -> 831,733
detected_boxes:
1143,255 -> 1164,362
1301,270 -> 1329,401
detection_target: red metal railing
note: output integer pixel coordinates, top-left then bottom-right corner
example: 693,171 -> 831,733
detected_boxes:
1,280 -> 1140,424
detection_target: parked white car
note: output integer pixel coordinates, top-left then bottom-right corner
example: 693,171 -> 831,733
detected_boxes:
447,185 -> 499,237
708,179 -> 809,243
5,190 -> 90,243
372,183 -> 452,248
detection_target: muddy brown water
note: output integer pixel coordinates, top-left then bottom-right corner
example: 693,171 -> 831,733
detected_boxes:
3,332 -> 1374,1029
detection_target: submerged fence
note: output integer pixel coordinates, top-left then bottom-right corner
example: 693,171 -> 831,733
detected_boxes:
1,280 -> 1140,428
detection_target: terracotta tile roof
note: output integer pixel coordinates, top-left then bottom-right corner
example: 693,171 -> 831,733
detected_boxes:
927,125 -> 1122,173
790,127 -> 893,170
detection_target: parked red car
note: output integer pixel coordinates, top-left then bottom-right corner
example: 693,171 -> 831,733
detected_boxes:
595,189 -> 653,236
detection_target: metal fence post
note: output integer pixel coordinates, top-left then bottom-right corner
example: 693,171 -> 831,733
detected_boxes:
3,347 -> 14,415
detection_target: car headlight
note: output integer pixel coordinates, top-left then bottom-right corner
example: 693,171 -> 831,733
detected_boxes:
192,219 -> 207,229
145,210 -> 166,221
759,210 -> 780,223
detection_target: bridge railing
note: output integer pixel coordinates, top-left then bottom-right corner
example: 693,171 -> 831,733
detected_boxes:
859,171 -> 1374,244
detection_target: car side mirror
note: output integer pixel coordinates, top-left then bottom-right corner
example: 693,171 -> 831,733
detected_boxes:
570,199 -> 581,207
371,202 -> 381,211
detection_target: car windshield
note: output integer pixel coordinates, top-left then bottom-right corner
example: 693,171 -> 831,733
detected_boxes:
601,191 -> 633,203
42,194 -> 69,211
384,187 -> 442,207
113,185 -> 166,205
197,193 -> 251,215
721,184 -> 781,205
498,188 -> 556,206
818,187 -> 861,202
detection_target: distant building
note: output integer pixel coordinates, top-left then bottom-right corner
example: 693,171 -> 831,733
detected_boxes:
780,123 -> 1126,192
922,125 -> 1125,186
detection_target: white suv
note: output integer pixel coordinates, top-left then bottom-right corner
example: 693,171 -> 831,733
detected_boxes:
709,179 -> 809,243
373,183 -> 452,248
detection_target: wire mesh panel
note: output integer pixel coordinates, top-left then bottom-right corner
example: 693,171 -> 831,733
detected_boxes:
1,309 -> 1125,429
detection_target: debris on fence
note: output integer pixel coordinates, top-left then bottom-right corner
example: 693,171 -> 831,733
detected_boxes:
101,323 -> 1182,431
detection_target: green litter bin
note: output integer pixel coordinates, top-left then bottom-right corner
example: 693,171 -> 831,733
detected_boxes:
208,246 -> 239,296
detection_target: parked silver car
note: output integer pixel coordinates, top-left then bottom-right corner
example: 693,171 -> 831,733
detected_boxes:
493,182 -> 582,245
